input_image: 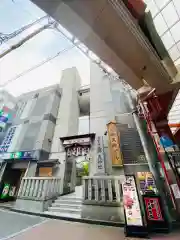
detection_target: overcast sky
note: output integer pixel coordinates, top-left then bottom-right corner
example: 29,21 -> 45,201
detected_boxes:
0,0 -> 90,97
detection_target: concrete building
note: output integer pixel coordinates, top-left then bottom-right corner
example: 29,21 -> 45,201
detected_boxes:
0,67 -> 90,201
0,64 -> 172,226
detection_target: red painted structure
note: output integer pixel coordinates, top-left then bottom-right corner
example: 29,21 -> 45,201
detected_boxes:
138,89 -> 180,210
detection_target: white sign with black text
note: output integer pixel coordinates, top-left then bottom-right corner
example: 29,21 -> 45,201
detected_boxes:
96,136 -> 105,174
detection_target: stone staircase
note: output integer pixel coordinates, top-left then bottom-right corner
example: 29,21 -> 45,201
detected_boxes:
44,187 -> 83,218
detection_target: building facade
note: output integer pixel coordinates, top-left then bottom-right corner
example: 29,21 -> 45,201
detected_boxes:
0,64 -> 153,194
0,90 -> 16,145
0,64 -> 174,227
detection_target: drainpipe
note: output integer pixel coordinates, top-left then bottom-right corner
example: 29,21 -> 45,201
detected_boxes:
126,89 -> 173,225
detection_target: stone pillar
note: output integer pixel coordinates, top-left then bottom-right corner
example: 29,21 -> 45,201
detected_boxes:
50,67 -> 81,194
90,62 -> 126,176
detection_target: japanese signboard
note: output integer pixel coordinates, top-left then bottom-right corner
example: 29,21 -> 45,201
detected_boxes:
96,136 -> 105,174
66,146 -> 89,157
122,176 -> 143,226
63,137 -> 90,145
0,151 -> 36,160
137,172 -> 157,195
144,197 -> 163,221
107,121 -> 123,166
171,184 -> 180,199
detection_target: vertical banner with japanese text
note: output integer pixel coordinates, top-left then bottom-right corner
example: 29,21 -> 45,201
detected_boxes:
96,136 -> 105,174
122,176 -> 143,226
107,121 -> 123,166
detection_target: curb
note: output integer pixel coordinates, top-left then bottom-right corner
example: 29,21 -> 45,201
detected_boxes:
0,206 -> 124,228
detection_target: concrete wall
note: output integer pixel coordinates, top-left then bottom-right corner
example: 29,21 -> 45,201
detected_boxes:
90,62 -> 131,176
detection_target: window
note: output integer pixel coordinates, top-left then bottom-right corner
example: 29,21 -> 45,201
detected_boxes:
0,126 -> 16,153
154,13 -> 168,36
162,2 -> 178,28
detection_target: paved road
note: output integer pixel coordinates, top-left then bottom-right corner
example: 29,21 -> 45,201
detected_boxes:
0,209 -> 179,240
0,209 -> 45,240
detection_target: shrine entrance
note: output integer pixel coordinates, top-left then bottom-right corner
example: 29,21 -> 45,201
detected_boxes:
61,134 -> 94,195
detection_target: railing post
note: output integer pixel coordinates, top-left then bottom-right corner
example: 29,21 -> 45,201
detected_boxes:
108,179 -> 113,202
42,179 -> 48,200
25,179 -> 31,197
21,179 -> 28,197
37,179 -> 43,200
100,179 -> 105,201
18,178 -> 24,197
88,178 -> 92,200
115,179 -> 121,202
33,179 -> 39,198
82,178 -> 86,200
29,179 -> 35,198
94,179 -> 99,201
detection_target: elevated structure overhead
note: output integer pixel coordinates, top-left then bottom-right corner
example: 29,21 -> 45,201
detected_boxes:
32,0 -> 180,94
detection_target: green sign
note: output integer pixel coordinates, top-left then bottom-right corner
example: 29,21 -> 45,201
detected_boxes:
10,152 -> 22,159
1,183 -> 10,199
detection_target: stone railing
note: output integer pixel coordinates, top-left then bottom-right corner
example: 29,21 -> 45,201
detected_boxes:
17,177 -> 61,201
82,176 -> 123,206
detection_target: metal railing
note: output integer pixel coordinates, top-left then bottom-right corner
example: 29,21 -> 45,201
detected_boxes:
18,177 -> 61,201
82,176 -> 123,206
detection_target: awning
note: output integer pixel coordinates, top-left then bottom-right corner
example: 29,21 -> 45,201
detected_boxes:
37,159 -> 59,165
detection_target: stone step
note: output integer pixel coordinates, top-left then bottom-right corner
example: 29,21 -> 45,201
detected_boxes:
55,199 -> 82,205
52,202 -> 82,209
60,196 -> 82,201
44,211 -> 81,219
48,206 -> 81,214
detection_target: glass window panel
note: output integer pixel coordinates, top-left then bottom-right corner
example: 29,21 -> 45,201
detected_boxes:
177,41 -> 180,52
154,13 -> 168,36
145,0 -> 159,17
173,0 -> 180,17
174,57 -> 180,66
162,2 -> 179,28
171,21 -> 180,42
155,0 -> 171,10
169,44 -> 180,61
161,31 -> 175,49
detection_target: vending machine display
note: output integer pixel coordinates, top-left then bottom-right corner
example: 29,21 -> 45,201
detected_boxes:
1,183 -> 10,199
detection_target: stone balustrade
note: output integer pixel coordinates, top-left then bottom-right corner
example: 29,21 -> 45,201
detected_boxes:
82,176 -> 123,206
17,177 -> 61,201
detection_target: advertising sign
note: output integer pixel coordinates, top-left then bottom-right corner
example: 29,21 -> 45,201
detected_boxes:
137,172 -> 157,195
144,197 -> 163,221
122,176 -> 143,226
171,184 -> 180,199
0,107 -> 11,130
107,121 -> 123,166
1,183 -> 10,199
0,151 -> 36,160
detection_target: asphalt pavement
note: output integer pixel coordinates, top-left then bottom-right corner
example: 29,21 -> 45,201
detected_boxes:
0,209 -> 179,240
0,209 -> 45,240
